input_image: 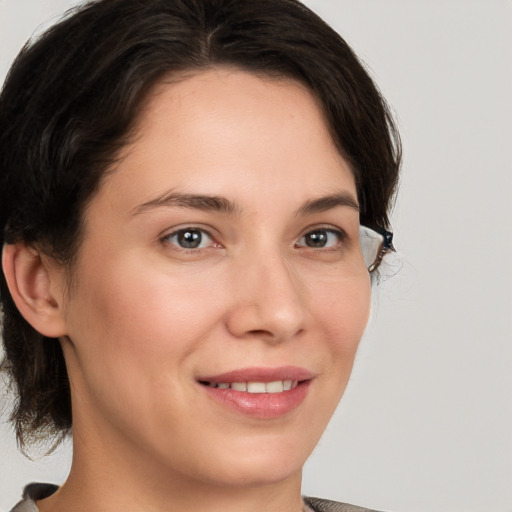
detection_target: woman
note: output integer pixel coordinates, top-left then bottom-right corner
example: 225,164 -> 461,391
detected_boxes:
0,1 -> 400,511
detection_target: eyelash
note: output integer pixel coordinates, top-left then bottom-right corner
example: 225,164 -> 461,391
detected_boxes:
161,226 -> 348,253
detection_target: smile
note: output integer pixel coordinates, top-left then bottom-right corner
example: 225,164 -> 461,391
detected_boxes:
203,380 -> 299,393
197,367 -> 314,418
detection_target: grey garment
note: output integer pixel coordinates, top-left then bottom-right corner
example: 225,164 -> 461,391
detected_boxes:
303,496 -> 383,512
10,483 -> 383,512
10,483 -> 58,512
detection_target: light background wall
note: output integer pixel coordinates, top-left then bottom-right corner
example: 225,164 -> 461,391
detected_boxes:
0,1 -> 511,511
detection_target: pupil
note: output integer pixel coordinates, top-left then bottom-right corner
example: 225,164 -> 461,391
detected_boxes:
306,230 -> 327,247
178,230 -> 202,248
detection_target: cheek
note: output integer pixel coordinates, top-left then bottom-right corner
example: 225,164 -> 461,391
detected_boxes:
76,255 -> 218,338
62,256 -> 226,394
294,274 -> 371,447
61,257 -> 230,437
317,273 -> 371,335
312,274 -> 371,372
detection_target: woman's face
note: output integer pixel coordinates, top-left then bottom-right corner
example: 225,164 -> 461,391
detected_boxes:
56,69 -> 371,487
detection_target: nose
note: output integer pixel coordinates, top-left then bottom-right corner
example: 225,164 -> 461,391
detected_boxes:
226,251 -> 306,344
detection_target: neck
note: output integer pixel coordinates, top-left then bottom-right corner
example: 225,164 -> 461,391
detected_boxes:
37,428 -> 305,512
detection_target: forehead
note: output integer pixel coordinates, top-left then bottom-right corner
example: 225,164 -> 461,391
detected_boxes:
96,68 -> 356,217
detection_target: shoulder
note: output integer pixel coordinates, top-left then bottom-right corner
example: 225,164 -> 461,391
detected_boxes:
10,483 -> 59,512
303,496 -> 386,512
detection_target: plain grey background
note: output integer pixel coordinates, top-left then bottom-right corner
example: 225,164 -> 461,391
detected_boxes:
1,1 -> 511,511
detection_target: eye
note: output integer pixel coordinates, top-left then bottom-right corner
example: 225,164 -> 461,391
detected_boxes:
163,228 -> 215,250
296,228 -> 345,249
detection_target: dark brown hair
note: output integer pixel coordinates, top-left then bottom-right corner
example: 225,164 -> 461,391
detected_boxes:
0,0 -> 400,448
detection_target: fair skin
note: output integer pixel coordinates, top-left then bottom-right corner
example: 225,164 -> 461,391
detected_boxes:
4,69 -> 371,512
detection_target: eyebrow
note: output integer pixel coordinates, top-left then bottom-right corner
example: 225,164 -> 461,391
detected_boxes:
295,192 -> 359,215
131,190 -> 359,216
132,191 -> 240,216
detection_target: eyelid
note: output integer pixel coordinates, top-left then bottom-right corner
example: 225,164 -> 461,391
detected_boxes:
297,223 -> 348,239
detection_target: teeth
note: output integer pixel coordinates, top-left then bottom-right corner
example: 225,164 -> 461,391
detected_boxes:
210,380 -> 299,393
247,382 -> 267,393
266,381 -> 284,393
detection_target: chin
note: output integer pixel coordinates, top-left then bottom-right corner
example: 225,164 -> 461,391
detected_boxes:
208,457 -> 304,489
196,434 -> 313,489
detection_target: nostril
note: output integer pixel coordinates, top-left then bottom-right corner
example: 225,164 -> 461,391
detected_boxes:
247,329 -> 273,337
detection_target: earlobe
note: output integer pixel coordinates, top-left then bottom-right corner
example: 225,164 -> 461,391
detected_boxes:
2,242 -> 67,338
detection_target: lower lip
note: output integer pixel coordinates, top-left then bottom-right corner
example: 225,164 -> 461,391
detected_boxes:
201,381 -> 311,419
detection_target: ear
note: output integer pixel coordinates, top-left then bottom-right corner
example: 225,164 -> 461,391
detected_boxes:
2,242 -> 67,338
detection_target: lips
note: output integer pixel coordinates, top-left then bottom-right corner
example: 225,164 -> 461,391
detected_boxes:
197,366 -> 314,419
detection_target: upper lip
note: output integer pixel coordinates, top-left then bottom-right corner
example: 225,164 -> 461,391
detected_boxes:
197,366 -> 315,384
